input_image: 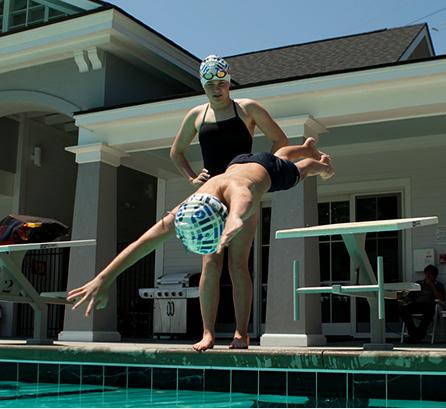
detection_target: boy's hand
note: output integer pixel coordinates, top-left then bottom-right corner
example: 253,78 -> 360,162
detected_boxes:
67,276 -> 109,317
217,216 -> 244,253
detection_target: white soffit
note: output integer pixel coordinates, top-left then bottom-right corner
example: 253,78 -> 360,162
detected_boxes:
0,7 -> 200,87
74,58 -> 446,152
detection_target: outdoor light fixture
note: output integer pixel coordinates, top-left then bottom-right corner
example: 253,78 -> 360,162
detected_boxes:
31,146 -> 42,167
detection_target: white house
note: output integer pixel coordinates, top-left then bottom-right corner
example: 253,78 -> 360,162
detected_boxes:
1,0 -> 445,344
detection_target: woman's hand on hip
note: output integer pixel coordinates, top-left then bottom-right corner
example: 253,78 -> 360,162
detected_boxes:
191,168 -> 210,186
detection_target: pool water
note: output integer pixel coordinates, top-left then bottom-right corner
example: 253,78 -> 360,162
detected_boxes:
1,380 -> 446,408
1,360 -> 446,408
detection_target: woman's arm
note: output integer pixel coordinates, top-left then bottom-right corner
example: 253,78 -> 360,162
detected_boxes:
170,107 -> 210,186
243,99 -> 289,153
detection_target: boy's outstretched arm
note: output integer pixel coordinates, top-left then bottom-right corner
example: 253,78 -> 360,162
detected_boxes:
67,209 -> 178,316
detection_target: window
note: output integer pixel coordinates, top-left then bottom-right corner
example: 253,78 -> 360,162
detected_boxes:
318,200 -> 351,325
1,0 -> 71,32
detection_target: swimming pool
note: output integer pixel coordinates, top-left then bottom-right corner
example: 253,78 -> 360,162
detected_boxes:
1,360 -> 446,408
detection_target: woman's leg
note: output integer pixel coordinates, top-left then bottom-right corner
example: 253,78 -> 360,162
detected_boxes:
227,210 -> 258,349
193,252 -> 224,352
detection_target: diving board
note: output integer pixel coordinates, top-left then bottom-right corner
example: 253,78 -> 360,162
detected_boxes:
275,216 -> 438,350
0,239 -> 96,344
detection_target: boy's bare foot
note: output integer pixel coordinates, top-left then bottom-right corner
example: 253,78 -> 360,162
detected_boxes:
304,137 -> 326,161
320,154 -> 334,180
229,336 -> 249,349
192,333 -> 215,352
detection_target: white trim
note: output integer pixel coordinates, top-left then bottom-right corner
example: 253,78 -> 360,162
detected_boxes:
58,330 -> 121,342
322,133 -> 446,157
260,333 -> 326,347
0,90 -> 80,117
86,46 -> 102,70
154,178 -> 166,281
73,49 -> 89,73
65,142 -> 128,167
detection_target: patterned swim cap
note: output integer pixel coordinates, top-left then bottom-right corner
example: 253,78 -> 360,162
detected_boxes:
175,193 -> 228,255
199,55 -> 231,86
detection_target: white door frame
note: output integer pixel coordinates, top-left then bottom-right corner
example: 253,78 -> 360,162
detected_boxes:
318,178 -> 411,338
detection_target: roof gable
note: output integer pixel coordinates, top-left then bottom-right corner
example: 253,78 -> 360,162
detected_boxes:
226,24 -> 432,85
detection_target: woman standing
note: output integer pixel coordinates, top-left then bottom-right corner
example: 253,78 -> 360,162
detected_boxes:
170,55 -> 289,351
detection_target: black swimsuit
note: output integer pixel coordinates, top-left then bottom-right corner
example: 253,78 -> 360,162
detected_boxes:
228,152 -> 300,192
198,100 -> 252,176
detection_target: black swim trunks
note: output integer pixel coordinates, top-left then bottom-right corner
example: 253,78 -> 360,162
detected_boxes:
227,152 -> 300,192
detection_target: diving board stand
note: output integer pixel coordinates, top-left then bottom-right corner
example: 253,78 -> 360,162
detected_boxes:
275,216 -> 438,350
0,239 -> 96,344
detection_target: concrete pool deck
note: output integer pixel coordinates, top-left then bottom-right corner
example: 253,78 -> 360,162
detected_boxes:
0,339 -> 446,374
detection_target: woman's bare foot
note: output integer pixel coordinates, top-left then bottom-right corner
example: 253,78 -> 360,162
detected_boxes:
304,137 -> 326,161
320,154 -> 335,180
229,335 -> 249,349
192,333 -> 215,352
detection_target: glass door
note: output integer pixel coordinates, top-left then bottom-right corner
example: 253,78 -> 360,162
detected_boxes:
318,200 -> 353,335
318,193 -> 402,338
353,193 -> 402,336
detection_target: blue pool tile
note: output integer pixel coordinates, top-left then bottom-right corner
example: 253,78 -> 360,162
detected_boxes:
59,364 -> 81,386
128,366 -> 151,389
178,368 -> 204,391
81,365 -> 103,386
18,363 -> 37,384
352,373 -> 386,407
37,363 -> 59,384
232,370 -> 258,395
259,371 -> 286,396
203,369 -> 230,393
288,371 -> 316,398
421,374 -> 446,402
0,362 -> 17,381
387,374 -> 421,401
152,367 -> 178,390
103,366 -> 127,387
317,372 -> 349,408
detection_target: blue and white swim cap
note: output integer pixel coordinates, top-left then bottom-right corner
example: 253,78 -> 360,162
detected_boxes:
199,55 -> 231,86
175,193 -> 228,255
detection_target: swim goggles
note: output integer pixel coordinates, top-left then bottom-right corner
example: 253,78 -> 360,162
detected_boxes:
202,69 -> 229,80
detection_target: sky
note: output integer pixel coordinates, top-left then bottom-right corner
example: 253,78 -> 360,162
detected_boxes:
105,0 -> 446,59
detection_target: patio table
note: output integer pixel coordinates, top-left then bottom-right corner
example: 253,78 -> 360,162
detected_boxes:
0,239 -> 96,344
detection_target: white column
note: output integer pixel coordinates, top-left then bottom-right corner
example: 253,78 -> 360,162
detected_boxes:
261,115 -> 328,347
59,143 -> 127,342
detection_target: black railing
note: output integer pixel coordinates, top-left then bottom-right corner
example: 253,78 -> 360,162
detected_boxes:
116,243 -> 155,339
17,247 -> 70,338
16,243 -> 155,339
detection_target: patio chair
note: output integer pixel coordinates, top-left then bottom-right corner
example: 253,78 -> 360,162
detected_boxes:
400,300 -> 446,344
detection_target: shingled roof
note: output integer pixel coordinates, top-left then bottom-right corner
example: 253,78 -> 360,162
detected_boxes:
226,24 -> 431,86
